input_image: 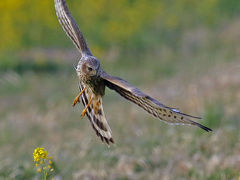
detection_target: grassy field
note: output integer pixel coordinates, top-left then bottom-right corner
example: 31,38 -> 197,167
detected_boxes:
1,22 -> 240,180
1,1 -> 240,179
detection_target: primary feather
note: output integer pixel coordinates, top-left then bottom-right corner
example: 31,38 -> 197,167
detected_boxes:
101,72 -> 212,132
54,0 -> 91,55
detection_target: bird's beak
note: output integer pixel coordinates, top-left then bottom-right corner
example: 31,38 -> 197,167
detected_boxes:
93,69 -> 97,75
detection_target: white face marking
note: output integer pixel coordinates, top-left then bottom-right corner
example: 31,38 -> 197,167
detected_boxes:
76,64 -> 81,76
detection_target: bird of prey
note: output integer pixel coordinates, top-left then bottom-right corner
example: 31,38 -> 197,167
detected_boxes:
54,0 -> 212,145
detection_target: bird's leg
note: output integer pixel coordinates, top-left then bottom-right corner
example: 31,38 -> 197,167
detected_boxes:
81,96 -> 93,117
72,87 -> 86,107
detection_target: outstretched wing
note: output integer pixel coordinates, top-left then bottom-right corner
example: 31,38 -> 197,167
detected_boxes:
54,0 -> 92,55
101,72 -> 212,132
78,82 -> 114,145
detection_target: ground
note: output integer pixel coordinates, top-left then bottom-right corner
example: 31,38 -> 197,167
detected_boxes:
0,19 -> 240,180
0,56 -> 239,179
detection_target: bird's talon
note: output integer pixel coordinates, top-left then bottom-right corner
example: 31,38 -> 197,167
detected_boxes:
72,98 -> 80,107
81,96 -> 92,118
72,87 -> 87,107
81,111 -> 86,118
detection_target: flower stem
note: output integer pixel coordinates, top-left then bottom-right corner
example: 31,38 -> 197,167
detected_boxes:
43,171 -> 47,180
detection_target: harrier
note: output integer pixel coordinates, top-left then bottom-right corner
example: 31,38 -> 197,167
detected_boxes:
54,0 -> 212,145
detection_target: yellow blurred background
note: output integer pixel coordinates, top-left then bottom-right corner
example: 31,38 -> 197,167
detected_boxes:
1,0 -> 238,53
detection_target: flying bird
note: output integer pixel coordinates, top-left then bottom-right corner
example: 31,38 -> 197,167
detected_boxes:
54,0 -> 212,145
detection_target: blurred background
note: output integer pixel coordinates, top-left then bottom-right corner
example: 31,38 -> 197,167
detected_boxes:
0,0 -> 240,179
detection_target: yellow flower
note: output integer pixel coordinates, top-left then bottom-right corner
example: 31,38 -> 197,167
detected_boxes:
33,147 -> 48,162
33,147 -> 55,177
37,168 -> 42,173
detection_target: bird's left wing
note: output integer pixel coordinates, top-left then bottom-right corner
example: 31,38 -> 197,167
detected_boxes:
54,0 -> 92,55
101,72 -> 212,132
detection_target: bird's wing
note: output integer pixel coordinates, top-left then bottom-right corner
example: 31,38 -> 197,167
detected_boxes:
54,0 -> 92,56
101,72 -> 212,132
78,82 -> 114,145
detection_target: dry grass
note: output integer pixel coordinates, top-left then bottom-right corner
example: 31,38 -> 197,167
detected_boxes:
0,57 -> 239,179
1,19 -> 240,180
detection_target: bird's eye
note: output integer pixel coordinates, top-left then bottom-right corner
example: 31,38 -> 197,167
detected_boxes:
87,67 -> 93,71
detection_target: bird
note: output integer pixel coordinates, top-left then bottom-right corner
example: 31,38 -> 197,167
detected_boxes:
54,0 -> 212,145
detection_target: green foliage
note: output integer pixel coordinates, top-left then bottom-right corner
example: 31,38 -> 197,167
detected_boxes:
218,0 -> 240,17
0,55 -> 70,73
0,0 -> 240,54
0,1 -> 56,51
204,103 -> 224,128
207,168 -> 239,180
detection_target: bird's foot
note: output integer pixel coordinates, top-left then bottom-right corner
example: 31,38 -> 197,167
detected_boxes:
81,96 -> 93,117
72,95 -> 80,107
72,87 -> 86,107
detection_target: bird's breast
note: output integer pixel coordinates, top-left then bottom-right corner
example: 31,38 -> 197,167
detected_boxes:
78,74 -> 105,96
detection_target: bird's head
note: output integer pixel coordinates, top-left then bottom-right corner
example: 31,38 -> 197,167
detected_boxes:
76,56 -> 100,77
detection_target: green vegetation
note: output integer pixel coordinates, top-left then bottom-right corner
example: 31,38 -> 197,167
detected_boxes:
1,0 -> 240,54
204,103 -> 224,128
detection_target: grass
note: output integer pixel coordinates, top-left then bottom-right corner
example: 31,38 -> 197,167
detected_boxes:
1,21 -> 240,179
0,57 -> 239,179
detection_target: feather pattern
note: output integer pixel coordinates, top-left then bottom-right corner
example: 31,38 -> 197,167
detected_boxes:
54,0 -> 92,55
54,0 -> 212,146
102,72 -> 212,132
78,82 -> 114,145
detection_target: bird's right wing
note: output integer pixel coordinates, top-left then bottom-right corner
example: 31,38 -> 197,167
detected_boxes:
54,0 -> 92,55
101,72 -> 212,132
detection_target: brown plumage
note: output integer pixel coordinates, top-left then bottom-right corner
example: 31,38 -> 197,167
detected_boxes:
54,0 -> 212,146
78,82 -> 114,145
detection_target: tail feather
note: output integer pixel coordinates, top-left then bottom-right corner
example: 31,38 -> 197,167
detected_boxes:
79,82 -> 114,145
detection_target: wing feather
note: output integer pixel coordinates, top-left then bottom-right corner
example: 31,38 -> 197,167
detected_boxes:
101,72 -> 212,132
54,0 -> 92,55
